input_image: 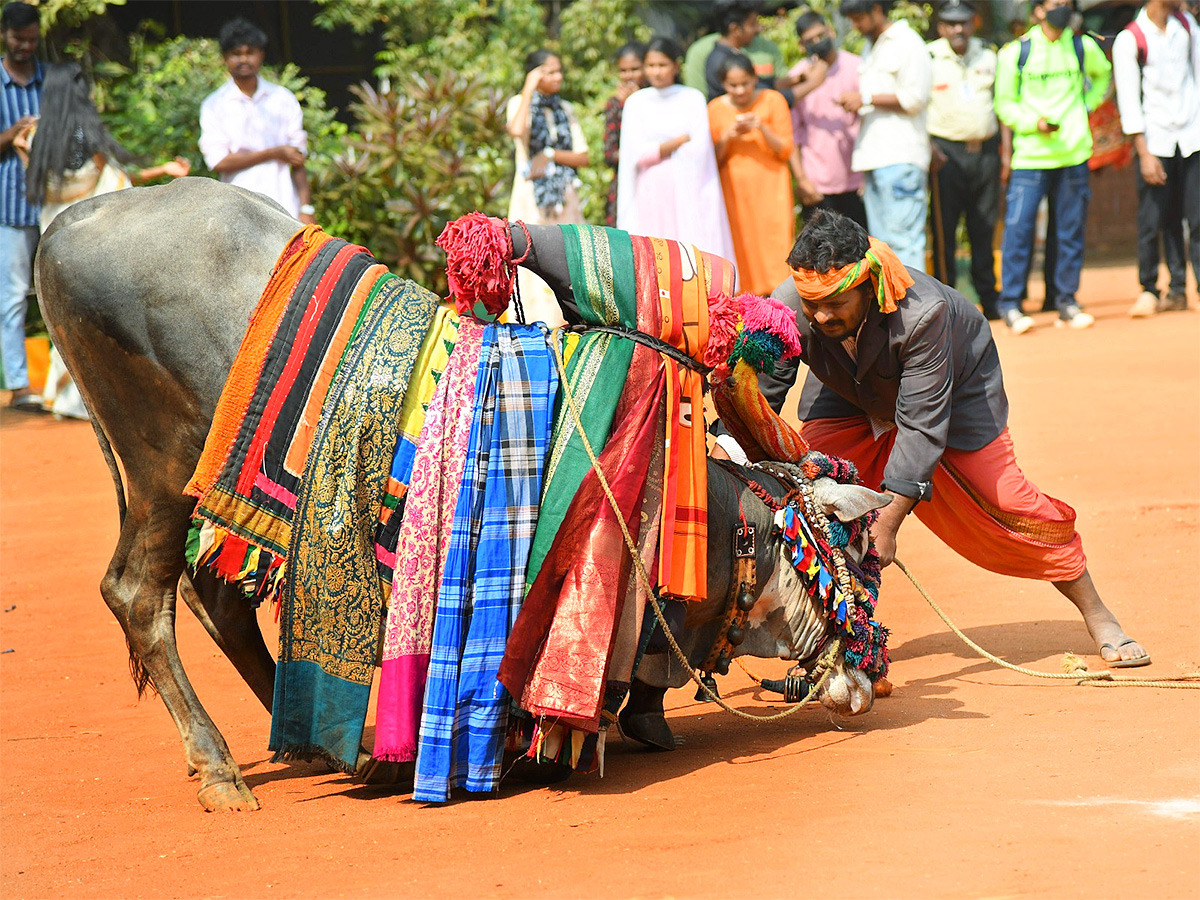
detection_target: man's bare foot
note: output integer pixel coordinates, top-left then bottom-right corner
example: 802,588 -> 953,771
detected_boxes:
1053,569 -> 1150,668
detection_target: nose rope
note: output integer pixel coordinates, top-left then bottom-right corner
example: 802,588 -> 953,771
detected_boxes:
549,328 -> 841,721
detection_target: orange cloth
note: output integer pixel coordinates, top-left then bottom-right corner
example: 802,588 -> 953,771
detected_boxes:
800,417 -> 1086,581
650,236 -> 736,602
789,236 -> 914,313
185,225 -> 331,498
708,90 -> 795,295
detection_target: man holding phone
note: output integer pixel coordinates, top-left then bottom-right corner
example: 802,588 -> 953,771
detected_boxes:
0,1 -> 42,409
994,0 -> 1110,333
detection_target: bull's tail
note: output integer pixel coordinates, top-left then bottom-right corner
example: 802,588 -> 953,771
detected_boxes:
87,414 -> 127,529
87,417 -> 154,697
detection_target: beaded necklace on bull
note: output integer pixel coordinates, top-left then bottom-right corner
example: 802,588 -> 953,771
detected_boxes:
693,292 -> 889,704
436,217 -> 889,718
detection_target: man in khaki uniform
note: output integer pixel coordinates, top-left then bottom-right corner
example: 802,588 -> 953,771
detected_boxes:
927,0 -> 1001,320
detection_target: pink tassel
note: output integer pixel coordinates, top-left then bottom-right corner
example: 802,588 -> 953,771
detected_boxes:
739,294 -> 802,359
703,291 -> 742,367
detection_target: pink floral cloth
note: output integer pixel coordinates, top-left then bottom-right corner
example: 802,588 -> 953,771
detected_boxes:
372,320 -> 485,762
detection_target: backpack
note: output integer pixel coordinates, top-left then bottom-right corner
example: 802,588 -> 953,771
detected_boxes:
1015,31 -> 1088,96
1124,11 -> 1192,68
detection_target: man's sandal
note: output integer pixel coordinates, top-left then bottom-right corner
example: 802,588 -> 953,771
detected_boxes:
1100,639 -> 1151,669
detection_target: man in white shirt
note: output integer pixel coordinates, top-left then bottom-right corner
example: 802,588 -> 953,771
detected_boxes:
836,0 -> 932,270
199,18 -> 314,223
1113,0 -> 1199,316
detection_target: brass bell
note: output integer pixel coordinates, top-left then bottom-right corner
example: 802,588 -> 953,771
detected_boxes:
736,588 -> 756,612
716,656 -> 730,675
727,625 -> 745,646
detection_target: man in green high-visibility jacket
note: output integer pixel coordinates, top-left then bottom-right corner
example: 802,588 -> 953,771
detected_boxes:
994,0 -> 1111,335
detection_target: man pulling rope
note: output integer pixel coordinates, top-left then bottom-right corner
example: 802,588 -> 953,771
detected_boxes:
716,209 -> 1149,669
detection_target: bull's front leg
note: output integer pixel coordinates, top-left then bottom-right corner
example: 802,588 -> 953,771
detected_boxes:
619,678 -> 676,751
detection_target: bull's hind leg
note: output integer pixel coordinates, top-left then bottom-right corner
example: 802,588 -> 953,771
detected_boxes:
178,569 -> 275,712
101,499 -> 259,812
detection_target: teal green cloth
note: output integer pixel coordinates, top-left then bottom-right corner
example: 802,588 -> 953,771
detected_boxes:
524,225 -> 639,590
270,273 -> 439,773
995,27 -> 1112,170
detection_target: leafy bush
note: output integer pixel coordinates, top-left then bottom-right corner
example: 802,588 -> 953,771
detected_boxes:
313,73 -> 510,295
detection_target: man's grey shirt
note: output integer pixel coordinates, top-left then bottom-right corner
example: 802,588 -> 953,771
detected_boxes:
763,269 -> 1009,500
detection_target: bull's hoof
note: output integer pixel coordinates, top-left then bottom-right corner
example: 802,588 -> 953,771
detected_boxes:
874,676 -> 893,698
197,780 -> 259,812
357,757 -> 415,787
618,709 -> 676,751
508,756 -> 573,785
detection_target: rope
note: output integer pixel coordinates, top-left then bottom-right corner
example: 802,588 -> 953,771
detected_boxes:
548,328 -> 835,721
893,559 -> 1200,689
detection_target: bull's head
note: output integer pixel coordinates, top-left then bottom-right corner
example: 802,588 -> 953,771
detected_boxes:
747,476 -> 892,717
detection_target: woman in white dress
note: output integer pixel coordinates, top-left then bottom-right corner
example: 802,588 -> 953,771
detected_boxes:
615,36 -> 734,264
506,49 -> 590,327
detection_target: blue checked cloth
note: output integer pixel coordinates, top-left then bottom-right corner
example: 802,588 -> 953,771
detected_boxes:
413,323 -> 558,802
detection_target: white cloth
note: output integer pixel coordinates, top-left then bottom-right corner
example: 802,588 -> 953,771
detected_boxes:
852,19 -> 933,172
1113,9 -> 1200,158
39,157 -> 131,233
199,78 -> 306,217
926,36 -> 998,143
615,84 -> 735,265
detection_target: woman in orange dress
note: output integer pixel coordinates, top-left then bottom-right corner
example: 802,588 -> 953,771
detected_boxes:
708,53 -> 795,295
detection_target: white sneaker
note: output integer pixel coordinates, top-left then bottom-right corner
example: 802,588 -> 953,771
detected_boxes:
1129,291 -> 1158,318
1003,308 -> 1035,335
1056,303 -> 1095,329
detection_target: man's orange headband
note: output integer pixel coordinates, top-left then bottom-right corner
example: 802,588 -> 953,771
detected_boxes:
790,236 -> 915,314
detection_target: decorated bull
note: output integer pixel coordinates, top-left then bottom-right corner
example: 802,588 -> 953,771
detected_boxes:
35,178 -> 890,812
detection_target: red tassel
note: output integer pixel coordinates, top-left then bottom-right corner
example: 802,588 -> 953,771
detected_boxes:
436,212 -> 516,319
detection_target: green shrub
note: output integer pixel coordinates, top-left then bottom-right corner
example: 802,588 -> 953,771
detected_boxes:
313,73 -> 510,295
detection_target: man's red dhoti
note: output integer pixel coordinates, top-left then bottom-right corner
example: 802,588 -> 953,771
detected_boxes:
800,417 -> 1087,581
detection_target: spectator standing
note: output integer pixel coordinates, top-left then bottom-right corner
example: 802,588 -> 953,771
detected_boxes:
24,63 -> 190,231
708,54 -> 794,294
683,1 -> 785,100
0,1 -> 41,410
994,0 -> 1111,334
199,18 -> 313,224
786,10 -> 867,229
602,43 -> 645,228
1114,0 -> 1200,317
507,49 -> 590,326
838,0 -> 932,271
927,0 -> 1001,320
617,37 -> 734,262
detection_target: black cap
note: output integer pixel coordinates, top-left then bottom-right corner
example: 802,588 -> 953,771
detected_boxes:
938,0 -> 975,22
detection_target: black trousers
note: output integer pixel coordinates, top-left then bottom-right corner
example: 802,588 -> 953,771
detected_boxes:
1136,147 -> 1199,297
929,135 -> 1001,315
804,191 -> 868,231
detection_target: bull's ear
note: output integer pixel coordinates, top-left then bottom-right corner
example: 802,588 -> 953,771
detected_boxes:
812,478 -> 893,523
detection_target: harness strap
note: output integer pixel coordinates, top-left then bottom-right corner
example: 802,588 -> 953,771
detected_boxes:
565,323 -> 712,380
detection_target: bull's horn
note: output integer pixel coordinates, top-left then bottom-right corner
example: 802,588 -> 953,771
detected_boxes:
813,479 -> 893,523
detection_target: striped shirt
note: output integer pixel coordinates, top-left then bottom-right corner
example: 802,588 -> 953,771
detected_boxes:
1,58 -> 42,227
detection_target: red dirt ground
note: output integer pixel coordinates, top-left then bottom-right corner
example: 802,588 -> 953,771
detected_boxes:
2,264 -> 1198,900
